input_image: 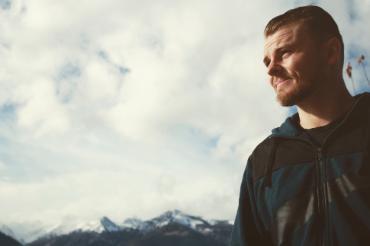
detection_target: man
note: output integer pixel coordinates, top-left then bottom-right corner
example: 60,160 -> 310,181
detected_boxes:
230,5 -> 370,246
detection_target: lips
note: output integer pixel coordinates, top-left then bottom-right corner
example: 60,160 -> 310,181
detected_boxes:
274,78 -> 291,90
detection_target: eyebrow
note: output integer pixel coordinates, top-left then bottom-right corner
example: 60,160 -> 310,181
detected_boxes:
263,45 -> 293,66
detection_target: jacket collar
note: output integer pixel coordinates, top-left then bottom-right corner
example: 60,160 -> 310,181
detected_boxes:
270,92 -> 370,139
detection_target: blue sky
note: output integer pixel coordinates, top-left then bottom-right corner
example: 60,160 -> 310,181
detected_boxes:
1,0 -> 370,229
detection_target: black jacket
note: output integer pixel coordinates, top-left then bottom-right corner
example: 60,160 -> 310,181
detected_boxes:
230,92 -> 370,246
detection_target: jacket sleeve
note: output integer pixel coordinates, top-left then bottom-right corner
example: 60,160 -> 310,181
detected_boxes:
230,158 -> 270,246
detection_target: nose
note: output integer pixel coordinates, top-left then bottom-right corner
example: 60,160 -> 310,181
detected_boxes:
267,59 -> 283,77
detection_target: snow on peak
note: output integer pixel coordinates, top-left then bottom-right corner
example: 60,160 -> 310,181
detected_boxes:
0,225 -> 18,241
2,210 -> 229,243
151,210 -> 210,230
1,221 -> 51,244
100,217 -> 121,232
121,217 -> 144,229
120,210 -> 210,233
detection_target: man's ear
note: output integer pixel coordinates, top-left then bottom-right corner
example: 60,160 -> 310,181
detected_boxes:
324,37 -> 341,66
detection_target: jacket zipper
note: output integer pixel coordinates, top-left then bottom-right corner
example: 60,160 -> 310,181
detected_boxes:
316,147 -> 327,246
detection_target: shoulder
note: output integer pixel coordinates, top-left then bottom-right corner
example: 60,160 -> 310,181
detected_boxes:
246,136 -> 275,182
250,136 -> 274,161
355,92 -> 370,107
244,114 -> 299,182
245,114 -> 298,182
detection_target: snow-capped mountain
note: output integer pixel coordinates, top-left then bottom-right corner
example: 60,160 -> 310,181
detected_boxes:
0,222 -> 48,244
121,217 -> 145,230
100,216 -> 121,232
47,218 -> 104,235
1,210 -> 233,245
1,218 -> 106,243
0,231 -> 21,246
120,209 -> 213,233
0,225 -> 17,241
152,209 -> 211,229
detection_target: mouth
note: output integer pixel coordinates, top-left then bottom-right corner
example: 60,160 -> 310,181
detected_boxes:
274,79 -> 291,90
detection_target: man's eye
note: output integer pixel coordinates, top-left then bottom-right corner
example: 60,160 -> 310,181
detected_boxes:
282,50 -> 291,57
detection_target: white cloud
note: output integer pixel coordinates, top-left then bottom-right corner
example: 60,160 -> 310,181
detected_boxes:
0,0 -> 370,229
0,160 -> 6,171
15,79 -> 70,136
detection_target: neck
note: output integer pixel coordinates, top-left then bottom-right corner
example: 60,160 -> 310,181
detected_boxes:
296,80 -> 354,129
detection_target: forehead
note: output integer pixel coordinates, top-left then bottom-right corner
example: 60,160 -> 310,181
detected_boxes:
264,23 -> 306,54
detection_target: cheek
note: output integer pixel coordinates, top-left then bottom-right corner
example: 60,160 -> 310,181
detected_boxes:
302,61 -> 320,79
290,59 -> 315,80
285,58 -> 305,77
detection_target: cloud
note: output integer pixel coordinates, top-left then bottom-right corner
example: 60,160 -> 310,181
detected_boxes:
0,160 -> 6,171
0,0 -> 11,10
1,0 -> 370,228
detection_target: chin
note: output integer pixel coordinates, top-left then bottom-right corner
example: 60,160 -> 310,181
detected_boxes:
275,80 -> 314,107
276,90 -> 301,106
277,97 -> 296,107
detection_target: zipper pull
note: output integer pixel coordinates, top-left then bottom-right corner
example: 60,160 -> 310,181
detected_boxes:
317,147 -> 323,161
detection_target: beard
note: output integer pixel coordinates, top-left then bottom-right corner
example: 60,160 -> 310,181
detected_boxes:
270,51 -> 325,106
275,77 -> 317,107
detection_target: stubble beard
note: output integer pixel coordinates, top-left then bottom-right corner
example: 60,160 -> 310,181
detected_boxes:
276,78 -> 315,107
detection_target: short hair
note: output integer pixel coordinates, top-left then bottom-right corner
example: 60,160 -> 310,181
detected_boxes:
264,5 -> 344,69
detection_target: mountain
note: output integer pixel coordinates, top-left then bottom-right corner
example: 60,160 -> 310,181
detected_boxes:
131,222 -> 226,246
0,231 -> 22,246
0,218 -> 105,243
100,217 -> 121,232
150,209 -> 211,230
0,225 -> 18,241
24,210 -> 233,246
120,209 -> 213,233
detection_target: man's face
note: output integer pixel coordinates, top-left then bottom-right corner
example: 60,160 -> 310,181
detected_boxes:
263,23 -> 325,106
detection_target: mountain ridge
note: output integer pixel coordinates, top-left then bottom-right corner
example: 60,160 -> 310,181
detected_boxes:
1,210 -> 233,245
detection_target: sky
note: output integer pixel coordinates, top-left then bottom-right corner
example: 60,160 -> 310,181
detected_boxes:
0,0 -> 370,229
